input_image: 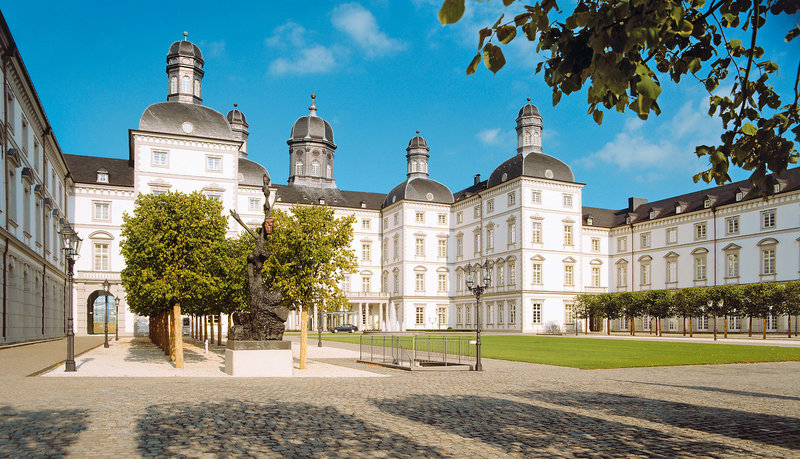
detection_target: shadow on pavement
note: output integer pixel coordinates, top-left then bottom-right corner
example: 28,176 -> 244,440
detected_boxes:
616,380 -> 800,402
374,394 -> 751,457
136,400 -> 445,457
516,391 -> 800,450
0,406 -> 88,457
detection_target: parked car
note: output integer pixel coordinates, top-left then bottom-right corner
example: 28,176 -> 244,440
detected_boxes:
330,324 -> 358,333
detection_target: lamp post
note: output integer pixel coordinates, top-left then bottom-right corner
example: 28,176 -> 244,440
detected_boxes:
114,296 -> 119,341
102,279 -> 110,348
466,260 -> 492,371
59,220 -> 82,372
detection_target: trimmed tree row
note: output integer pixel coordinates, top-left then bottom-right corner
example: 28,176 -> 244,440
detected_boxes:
575,282 -> 800,339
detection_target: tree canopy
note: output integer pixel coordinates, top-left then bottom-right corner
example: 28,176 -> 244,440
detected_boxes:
120,191 -> 227,318
439,0 -> 799,187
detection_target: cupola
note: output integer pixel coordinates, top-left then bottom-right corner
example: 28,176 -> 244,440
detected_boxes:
166,32 -> 204,104
406,131 -> 430,179
227,104 -> 250,158
287,94 -> 337,188
516,97 -> 543,154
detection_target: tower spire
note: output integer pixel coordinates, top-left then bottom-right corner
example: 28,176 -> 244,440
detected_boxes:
309,93 -> 317,116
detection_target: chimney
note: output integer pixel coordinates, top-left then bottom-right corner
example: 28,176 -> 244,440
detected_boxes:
628,197 -> 647,211
474,174 -> 481,186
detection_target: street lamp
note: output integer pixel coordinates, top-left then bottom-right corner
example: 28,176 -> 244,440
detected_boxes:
466,260 -> 492,371
102,279 -> 110,348
59,219 -> 82,372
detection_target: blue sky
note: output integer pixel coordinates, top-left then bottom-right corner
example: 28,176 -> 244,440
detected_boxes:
3,1 -> 798,209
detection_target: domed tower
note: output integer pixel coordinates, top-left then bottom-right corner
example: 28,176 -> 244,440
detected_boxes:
287,94 -> 337,188
516,97 -> 543,154
406,131 -> 430,179
227,104 -> 250,158
166,32 -> 204,104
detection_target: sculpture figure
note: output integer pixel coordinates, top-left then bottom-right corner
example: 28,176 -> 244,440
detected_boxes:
228,173 -> 288,340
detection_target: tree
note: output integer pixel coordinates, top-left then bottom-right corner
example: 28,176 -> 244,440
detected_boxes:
741,282 -> 775,339
263,206 -> 358,369
574,293 -> 600,334
120,191 -> 228,368
673,287 -> 708,337
615,292 -> 644,335
643,289 -> 672,336
707,284 -> 745,338
597,293 -> 621,334
782,281 -> 800,337
207,234 -> 255,344
439,0 -> 799,187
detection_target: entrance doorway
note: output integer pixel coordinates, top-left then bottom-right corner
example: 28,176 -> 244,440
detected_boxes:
87,290 -> 116,335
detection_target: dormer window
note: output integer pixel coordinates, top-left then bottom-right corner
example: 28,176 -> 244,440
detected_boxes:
360,201 -> 366,208
319,198 -> 325,205
586,215 -> 593,226
773,183 -> 781,193
703,199 -> 711,208
649,210 -> 656,219
736,191 -> 743,201
625,216 -> 633,224
96,169 -> 109,183
675,204 -> 682,214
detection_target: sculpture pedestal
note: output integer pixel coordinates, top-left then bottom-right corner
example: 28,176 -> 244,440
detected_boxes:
224,340 -> 292,377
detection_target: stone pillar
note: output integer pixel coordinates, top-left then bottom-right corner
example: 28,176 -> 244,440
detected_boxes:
358,303 -> 363,328
313,304 -> 318,331
379,303 -> 384,331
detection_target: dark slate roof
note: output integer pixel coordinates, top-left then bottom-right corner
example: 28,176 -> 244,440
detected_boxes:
583,167 -> 800,228
518,101 -> 540,118
239,158 -> 268,187
227,108 -> 248,127
139,102 -> 233,140
452,179 -> 488,202
274,184 -> 385,210
487,152 -> 575,188
383,178 -> 454,207
407,135 -> 428,150
168,40 -> 203,62
63,154 -> 133,187
290,115 -> 334,146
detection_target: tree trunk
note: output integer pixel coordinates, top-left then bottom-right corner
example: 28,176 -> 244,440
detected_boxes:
631,317 -> 635,336
682,316 -> 686,336
169,310 -> 176,362
658,318 -> 662,337
607,317 -> 610,335
162,312 -> 169,355
209,314 -> 215,345
713,315 -> 717,341
173,304 -> 184,368
724,316 -> 728,339
227,314 -> 232,341
192,315 -> 196,339
788,316 -> 791,339
217,313 -> 222,346
300,309 -> 309,370
689,317 -> 693,337
749,316 -> 752,337
585,317 -> 588,335
203,315 -> 207,342
763,318 -> 767,340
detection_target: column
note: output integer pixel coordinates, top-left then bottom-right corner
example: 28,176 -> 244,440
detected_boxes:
379,303 -> 384,331
358,303 -> 363,328
313,304 -> 318,331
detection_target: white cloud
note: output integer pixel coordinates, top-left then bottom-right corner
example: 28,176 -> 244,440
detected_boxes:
198,40 -> 226,58
331,3 -> 404,57
269,45 -> 338,76
265,21 -> 308,49
477,128 -> 502,145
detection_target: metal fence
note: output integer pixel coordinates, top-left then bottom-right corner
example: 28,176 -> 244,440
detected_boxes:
358,334 -> 475,370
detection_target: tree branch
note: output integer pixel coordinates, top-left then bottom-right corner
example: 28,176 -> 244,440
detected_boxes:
735,0 -> 759,129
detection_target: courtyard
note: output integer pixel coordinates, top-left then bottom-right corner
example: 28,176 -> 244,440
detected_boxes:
1,336 -> 799,457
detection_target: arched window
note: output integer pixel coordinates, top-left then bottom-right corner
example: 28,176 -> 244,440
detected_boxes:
326,163 -> 332,178
295,161 -> 303,176
523,131 -> 531,146
311,160 -> 320,176
422,161 -> 427,173
181,76 -> 191,93
194,79 -> 201,97
170,76 -> 177,94
412,161 -> 418,172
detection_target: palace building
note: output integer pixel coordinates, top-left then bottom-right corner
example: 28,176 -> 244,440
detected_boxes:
2,30 -> 798,343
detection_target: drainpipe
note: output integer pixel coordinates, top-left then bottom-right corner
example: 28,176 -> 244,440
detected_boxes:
2,235 -> 7,339
41,127 -> 50,336
2,47 -> 9,340
41,264 -> 45,335
630,222 -> 635,335
712,206 -> 717,287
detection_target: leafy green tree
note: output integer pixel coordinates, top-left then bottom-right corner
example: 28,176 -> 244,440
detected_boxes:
781,281 -> 800,337
615,292 -> 645,335
574,293 -> 600,334
597,293 -> 621,334
673,287 -> 708,337
263,206 -> 358,369
741,282 -> 776,339
439,0 -> 799,187
120,191 -> 227,368
643,290 -> 672,336
707,284 -> 745,337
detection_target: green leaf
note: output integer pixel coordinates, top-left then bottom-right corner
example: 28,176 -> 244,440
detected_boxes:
678,19 -> 693,37
636,75 -> 662,100
496,25 -> 517,45
438,0 -> 465,25
514,13 -> 530,27
741,122 -> 757,136
552,90 -> 562,106
787,26 -> 800,42
503,0 -> 515,6
728,39 -> 742,49
478,28 -> 492,49
687,58 -> 701,74
482,43 -> 506,74
466,53 -> 481,75
592,109 -> 604,125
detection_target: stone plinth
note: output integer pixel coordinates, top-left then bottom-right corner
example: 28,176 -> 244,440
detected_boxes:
224,340 -> 292,377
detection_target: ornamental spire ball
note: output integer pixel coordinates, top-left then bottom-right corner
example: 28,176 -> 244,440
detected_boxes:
183,31 -> 188,41
309,93 -> 317,116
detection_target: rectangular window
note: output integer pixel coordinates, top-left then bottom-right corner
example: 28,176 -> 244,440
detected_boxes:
362,244 -> 371,262
97,171 -> 109,183
486,199 -> 494,214
666,227 -> 678,244
591,238 -> 600,253
456,273 -> 463,292
415,306 -> 424,325
362,277 -> 371,293
694,256 -> 707,280
640,232 -> 651,249
394,213 -> 399,225
393,238 -> 399,260
695,222 -> 707,240
643,316 -> 651,331
761,210 -> 776,229
726,216 -> 739,235
532,221 -> 542,244
666,260 -> 677,283
438,239 -> 447,258
507,192 -> 516,206
497,303 -> 504,326
617,237 -> 627,252
93,202 -> 110,221
207,194 -> 222,202
564,304 -> 574,324
342,276 -> 351,292
248,198 -> 260,210
383,217 -> 388,228
415,211 -> 424,223
206,155 -> 222,172
456,306 -> 462,325
152,150 -> 168,166
473,232 -> 480,254
508,222 -> 516,245
456,211 -> 463,224
486,304 -> 493,325
531,190 -> 541,204
668,319 -> 677,331
767,312 -> 778,330
640,263 -> 651,285
93,243 -> 109,271
564,265 -> 574,286
393,272 -> 399,292
563,194 -> 573,208
473,206 -> 480,218
591,266 -> 601,287
726,253 -> 739,278
507,263 -> 516,286
497,265 -> 504,286
415,238 -> 425,257
564,225 -> 573,246
508,302 -> 516,324
532,302 -> 542,324
456,237 -> 463,257
617,264 -> 627,287
486,227 -> 494,250
438,274 -> 447,292
762,248 -> 776,275
532,263 -> 542,284
362,219 -> 371,230
415,273 -> 425,291
438,306 -> 447,326
697,315 -> 708,330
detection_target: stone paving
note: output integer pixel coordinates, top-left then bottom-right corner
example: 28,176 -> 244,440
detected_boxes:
1,336 -> 798,457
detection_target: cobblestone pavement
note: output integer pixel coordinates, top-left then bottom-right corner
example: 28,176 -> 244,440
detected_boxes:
1,339 -> 799,457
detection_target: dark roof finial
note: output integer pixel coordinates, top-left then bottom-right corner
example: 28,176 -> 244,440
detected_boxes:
233,103 -> 238,108
183,31 -> 188,41
309,93 -> 317,116
527,97 -> 531,102
416,130 -> 420,135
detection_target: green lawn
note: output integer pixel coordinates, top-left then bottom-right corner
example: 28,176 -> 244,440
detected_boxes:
321,334 -> 800,369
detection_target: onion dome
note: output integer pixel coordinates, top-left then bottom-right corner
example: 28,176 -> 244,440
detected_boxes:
289,94 -> 335,147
